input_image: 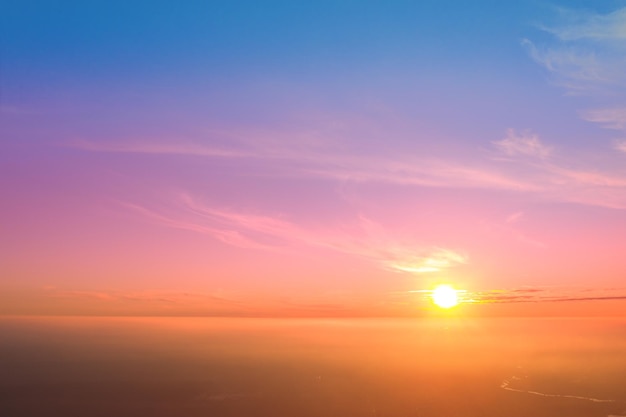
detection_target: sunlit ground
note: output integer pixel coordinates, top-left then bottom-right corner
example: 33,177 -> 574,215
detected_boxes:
0,316 -> 625,417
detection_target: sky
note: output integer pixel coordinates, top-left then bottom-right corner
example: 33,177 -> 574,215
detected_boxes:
2,0 -> 626,317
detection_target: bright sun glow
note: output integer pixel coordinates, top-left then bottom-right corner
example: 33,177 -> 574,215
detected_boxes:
432,285 -> 459,308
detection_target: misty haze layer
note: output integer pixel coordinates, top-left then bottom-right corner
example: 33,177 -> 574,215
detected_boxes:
1,317 -> 625,417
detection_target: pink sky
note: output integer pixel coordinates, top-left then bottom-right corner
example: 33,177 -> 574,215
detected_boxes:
2,1 -> 626,316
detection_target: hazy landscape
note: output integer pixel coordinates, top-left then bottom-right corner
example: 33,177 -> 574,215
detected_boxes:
2,317 -> 625,416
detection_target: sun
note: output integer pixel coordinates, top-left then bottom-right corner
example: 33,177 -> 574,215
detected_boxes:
431,285 -> 459,309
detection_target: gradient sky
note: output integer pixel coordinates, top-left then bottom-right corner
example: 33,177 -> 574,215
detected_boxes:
2,0 -> 626,316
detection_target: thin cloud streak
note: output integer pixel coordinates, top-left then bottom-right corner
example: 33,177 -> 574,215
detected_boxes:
464,287 -> 626,304
71,127 -> 626,210
68,136 -> 538,192
522,39 -> 615,94
122,202 -> 274,251
582,108 -> 626,131
47,288 -> 238,306
32,287 -> 260,316
493,129 -> 552,159
614,140 -> 626,153
542,7 -> 626,41
524,7 -> 626,94
124,194 -> 467,275
37,287 -> 392,317
67,138 -> 250,159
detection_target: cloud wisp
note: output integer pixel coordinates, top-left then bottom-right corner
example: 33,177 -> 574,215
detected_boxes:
463,286 -> 626,304
123,193 -> 467,276
526,6 -> 626,162
406,286 -> 626,315
582,107 -> 626,131
541,7 -> 626,42
492,129 -> 552,159
614,140 -> 626,153
67,135 -> 538,192
47,288 -> 238,306
37,287 -> 370,317
581,108 -> 626,156
524,7 -> 626,94
71,125 -> 626,210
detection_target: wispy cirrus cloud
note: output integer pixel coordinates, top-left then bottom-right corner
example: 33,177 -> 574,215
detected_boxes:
69,125 -> 626,209
30,287 -> 255,316
387,248 -> 467,274
409,286 -> 626,307
526,6 -> 626,160
522,39 -> 619,94
524,7 -> 626,94
121,201 -> 274,251
67,135 -> 537,192
492,129 -> 552,159
540,7 -> 626,42
41,285 -> 486,317
124,193 -> 467,275
47,288 -> 235,305
463,286 -> 626,304
37,287 -> 369,317
492,129 -> 626,208
614,140 -> 626,153
581,107 -> 626,155
68,138 -> 250,158
582,107 -> 626,130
